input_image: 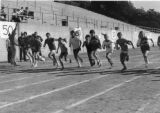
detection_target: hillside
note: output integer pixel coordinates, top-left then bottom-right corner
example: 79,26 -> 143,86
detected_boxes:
56,1 -> 160,32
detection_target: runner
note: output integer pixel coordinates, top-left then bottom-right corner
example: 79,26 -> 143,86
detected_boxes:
82,34 -> 93,66
116,32 -> 135,72
137,31 -> 154,68
69,30 -> 83,67
57,37 -> 71,70
43,32 -> 59,68
23,34 -> 34,66
102,33 -> 114,69
89,30 -> 101,67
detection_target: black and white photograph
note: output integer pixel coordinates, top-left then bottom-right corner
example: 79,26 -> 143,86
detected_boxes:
0,0 -> 160,112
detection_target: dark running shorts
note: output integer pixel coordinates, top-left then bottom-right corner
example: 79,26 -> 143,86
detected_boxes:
73,48 -> 81,56
141,44 -> 150,54
120,52 -> 129,62
31,46 -> 41,53
60,51 -> 68,59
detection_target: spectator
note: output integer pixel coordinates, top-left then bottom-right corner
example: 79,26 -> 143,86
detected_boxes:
23,7 -> 29,19
6,38 -> 12,63
18,32 -> 27,62
1,6 -> 6,20
11,9 -> 20,22
17,7 -> 24,21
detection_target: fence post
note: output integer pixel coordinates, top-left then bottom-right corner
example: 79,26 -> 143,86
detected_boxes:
73,11 -> 74,20
52,12 -> 54,20
67,16 -> 68,26
55,14 -> 57,26
123,24 -> 124,31
113,22 -> 114,29
106,21 -> 108,28
42,12 -> 43,24
7,7 -> 10,21
40,7 -> 42,17
96,20 -> 98,28
77,17 -> 79,27
62,8 -> 63,16
94,19 -> 95,29
101,20 -> 103,29
86,18 -> 88,28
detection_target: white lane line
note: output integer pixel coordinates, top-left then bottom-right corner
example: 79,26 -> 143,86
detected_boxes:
0,68 -> 109,93
54,76 -> 141,113
0,77 -> 62,93
0,74 -> 110,109
156,66 -> 160,69
0,54 -> 157,93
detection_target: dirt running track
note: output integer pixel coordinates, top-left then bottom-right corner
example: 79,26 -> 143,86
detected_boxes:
0,47 -> 160,113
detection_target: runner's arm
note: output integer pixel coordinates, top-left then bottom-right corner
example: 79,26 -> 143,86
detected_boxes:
43,40 -> 46,48
69,38 -> 71,47
82,41 -> 85,47
115,41 -> 120,50
128,41 -> 135,49
102,41 -> 105,49
149,38 -> 154,47
56,43 -> 59,53
79,40 -> 82,47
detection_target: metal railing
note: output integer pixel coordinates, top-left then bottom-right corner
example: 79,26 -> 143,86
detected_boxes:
1,3 -> 160,34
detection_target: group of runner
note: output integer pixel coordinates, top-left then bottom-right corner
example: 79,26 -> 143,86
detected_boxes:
8,23 -> 156,72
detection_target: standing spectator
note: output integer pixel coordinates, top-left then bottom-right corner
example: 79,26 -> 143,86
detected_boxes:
6,38 -> 12,63
18,32 -> 26,62
24,7 -> 29,19
1,6 -> 6,20
11,9 -> 20,22
17,7 -> 24,21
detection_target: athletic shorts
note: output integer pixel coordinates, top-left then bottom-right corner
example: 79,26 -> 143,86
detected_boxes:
141,44 -> 150,54
73,48 -> 81,55
31,46 -> 41,53
120,52 -> 129,62
60,51 -> 68,59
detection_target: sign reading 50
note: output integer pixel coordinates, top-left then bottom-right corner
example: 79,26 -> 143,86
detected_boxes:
0,22 -> 16,39
3,25 -> 14,35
